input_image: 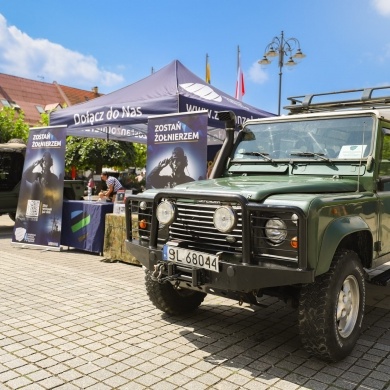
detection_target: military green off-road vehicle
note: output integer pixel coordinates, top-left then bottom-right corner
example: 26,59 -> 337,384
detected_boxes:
125,86 -> 390,362
0,140 -> 84,222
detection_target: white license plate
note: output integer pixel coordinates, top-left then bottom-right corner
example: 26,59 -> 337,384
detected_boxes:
163,246 -> 219,273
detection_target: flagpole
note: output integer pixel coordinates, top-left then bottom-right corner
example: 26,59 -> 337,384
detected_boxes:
206,53 -> 208,81
235,45 -> 245,101
237,45 -> 240,72
206,53 -> 211,84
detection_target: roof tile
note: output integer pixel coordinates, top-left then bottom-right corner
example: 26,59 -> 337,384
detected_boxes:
0,73 -> 103,125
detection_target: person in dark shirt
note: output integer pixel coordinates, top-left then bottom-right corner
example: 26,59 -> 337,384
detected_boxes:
147,147 -> 194,189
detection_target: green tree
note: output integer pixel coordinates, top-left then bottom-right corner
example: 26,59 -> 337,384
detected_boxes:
133,142 -> 147,169
38,112 -> 50,127
0,107 -> 29,143
65,136 -> 136,174
41,111 -> 146,173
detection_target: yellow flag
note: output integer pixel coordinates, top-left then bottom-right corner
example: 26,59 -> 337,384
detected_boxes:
206,61 -> 211,84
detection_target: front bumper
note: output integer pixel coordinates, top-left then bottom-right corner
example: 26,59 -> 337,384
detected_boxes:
125,240 -> 314,291
125,190 -> 314,292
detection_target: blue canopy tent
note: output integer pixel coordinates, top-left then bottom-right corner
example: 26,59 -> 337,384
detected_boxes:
50,60 -> 274,145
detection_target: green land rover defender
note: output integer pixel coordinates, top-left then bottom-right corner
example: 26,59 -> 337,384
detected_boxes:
125,87 -> 390,362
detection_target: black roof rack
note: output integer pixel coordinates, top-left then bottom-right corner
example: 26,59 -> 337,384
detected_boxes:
284,86 -> 390,114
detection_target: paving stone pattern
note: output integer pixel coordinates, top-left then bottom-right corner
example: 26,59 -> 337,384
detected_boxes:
0,215 -> 389,389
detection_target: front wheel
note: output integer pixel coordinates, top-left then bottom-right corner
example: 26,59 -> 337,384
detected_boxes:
298,249 -> 365,362
144,269 -> 206,315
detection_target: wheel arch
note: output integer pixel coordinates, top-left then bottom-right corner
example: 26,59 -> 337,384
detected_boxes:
316,216 -> 373,275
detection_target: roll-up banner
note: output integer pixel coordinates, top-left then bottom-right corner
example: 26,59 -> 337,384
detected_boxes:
12,126 -> 67,250
146,111 -> 208,190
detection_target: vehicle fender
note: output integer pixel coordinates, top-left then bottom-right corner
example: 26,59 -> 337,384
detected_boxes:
316,216 -> 370,275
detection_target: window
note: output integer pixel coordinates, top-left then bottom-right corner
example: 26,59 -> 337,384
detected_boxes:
379,128 -> 390,176
235,116 -> 374,160
1,99 -> 11,107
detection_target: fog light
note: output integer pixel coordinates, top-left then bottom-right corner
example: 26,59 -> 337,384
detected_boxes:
156,201 -> 176,225
214,206 -> 237,233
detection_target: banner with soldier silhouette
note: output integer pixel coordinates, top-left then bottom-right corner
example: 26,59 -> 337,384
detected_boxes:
146,111 -> 208,189
12,126 -> 66,250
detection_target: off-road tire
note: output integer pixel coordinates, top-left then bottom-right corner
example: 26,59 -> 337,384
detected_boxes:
145,269 -> 206,315
298,249 -> 365,362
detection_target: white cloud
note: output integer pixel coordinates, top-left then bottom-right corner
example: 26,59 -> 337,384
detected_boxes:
248,61 -> 269,84
0,14 -> 124,88
372,0 -> 390,16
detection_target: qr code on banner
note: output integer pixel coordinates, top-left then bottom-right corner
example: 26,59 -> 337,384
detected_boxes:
26,200 -> 40,217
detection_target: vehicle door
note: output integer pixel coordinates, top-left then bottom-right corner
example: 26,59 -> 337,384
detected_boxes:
376,127 -> 390,255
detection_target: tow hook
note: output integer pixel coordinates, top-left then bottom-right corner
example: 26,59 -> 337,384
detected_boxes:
151,262 -> 179,284
152,263 -> 165,281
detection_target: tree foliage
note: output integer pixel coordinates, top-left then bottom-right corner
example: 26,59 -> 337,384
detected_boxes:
38,112 -> 50,127
0,107 -> 29,143
40,111 -> 146,173
65,136 -> 136,173
133,142 -> 147,169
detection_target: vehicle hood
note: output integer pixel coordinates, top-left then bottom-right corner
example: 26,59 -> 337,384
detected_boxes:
0,143 -> 26,154
170,175 -> 361,202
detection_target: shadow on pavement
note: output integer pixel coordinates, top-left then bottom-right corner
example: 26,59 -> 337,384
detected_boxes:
160,295 -> 390,388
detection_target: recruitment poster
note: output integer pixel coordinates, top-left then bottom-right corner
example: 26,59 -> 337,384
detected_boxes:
12,126 -> 67,250
146,111 -> 208,189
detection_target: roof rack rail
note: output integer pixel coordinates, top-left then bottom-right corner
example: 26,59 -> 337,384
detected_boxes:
284,86 -> 390,114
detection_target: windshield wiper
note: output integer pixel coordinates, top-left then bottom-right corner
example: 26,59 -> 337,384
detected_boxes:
290,152 -> 332,162
240,152 -> 274,162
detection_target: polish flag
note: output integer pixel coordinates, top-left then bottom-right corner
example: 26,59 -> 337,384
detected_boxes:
235,53 -> 245,101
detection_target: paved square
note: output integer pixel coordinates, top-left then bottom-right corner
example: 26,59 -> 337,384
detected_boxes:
0,215 -> 389,389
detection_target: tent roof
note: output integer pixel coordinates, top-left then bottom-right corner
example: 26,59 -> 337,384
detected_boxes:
50,60 -> 274,144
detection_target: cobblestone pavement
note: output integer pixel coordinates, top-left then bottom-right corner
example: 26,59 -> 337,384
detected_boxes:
0,215 -> 389,390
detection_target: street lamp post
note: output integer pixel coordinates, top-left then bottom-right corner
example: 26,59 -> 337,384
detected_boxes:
258,31 -> 306,115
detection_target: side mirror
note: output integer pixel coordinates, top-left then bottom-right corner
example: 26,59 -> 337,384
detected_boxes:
377,176 -> 390,191
366,155 -> 374,171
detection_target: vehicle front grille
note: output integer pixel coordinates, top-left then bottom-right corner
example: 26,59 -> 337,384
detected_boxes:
170,202 -> 243,255
126,195 -> 303,265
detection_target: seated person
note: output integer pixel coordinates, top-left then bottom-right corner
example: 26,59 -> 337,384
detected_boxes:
99,172 -> 124,201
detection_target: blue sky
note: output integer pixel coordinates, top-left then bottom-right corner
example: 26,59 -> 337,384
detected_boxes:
1,0 -> 390,115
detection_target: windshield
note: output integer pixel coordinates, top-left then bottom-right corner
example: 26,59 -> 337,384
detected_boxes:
233,116 -> 374,161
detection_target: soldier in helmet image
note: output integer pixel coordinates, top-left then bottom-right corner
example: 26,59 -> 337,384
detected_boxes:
147,146 -> 195,189
24,151 -> 60,204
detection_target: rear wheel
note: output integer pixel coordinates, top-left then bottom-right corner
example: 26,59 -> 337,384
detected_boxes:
145,269 -> 206,315
298,249 -> 365,362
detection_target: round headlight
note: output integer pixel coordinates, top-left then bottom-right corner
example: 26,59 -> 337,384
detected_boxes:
156,201 -> 176,225
213,206 -> 237,233
265,218 -> 287,244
